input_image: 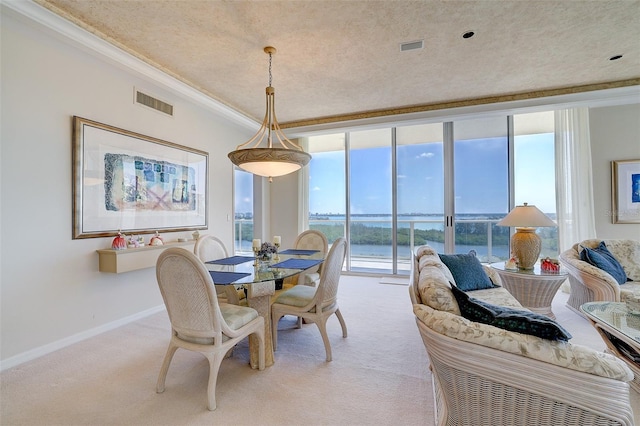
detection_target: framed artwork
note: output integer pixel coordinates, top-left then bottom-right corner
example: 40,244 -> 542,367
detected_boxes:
611,159 -> 640,224
73,116 -> 208,239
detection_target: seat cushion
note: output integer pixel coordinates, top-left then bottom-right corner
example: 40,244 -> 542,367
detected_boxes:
580,241 -> 627,284
451,285 -> 572,341
273,284 -> 317,307
220,304 -> 259,330
438,251 -> 495,291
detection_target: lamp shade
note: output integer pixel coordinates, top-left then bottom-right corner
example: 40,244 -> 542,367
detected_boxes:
496,203 -> 556,228
497,203 -> 556,270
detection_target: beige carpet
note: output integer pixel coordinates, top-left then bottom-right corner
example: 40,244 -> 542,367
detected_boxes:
1,275 -> 638,425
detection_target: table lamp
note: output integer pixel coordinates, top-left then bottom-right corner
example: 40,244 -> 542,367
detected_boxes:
496,203 -> 556,270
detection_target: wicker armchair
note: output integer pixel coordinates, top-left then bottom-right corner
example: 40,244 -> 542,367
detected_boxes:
194,234 -> 246,305
559,239 -> 640,315
155,248 -> 265,410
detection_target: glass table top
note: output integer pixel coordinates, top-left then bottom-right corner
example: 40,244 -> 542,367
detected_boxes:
581,302 -> 640,344
490,261 -> 567,277
204,251 -> 325,285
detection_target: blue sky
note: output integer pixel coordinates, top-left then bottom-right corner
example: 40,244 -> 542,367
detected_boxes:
308,134 -> 556,215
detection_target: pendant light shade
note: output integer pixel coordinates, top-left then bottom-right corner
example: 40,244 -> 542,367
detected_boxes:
228,47 -> 311,180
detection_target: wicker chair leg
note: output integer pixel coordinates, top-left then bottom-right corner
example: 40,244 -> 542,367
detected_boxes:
156,343 -> 178,393
204,352 -> 226,411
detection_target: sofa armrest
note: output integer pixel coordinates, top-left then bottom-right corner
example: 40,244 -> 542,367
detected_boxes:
483,264 -> 502,287
559,251 -> 621,301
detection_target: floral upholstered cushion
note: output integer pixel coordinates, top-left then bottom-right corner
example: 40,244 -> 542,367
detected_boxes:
417,266 -> 460,315
603,239 -> 640,281
412,303 -> 633,381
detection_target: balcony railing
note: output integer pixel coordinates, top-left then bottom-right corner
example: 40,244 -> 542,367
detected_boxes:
235,217 -> 558,275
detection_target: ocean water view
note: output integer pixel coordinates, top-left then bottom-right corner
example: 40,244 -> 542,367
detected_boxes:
236,212 -> 558,272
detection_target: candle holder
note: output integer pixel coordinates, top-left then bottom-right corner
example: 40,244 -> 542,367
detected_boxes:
252,246 -> 260,266
274,242 -> 280,261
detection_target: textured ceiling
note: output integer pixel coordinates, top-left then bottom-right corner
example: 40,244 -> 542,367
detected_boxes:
36,0 -> 640,127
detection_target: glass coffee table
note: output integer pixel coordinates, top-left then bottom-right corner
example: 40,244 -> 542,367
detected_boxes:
581,301 -> 640,393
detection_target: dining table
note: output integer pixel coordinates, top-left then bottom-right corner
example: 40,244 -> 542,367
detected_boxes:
204,249 -> 325,368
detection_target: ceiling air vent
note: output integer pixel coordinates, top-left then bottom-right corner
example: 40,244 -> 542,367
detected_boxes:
400,40 -> 424,52
135,90 -> 174,116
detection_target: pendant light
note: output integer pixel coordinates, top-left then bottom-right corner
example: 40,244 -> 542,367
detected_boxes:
228,46 -> 311,181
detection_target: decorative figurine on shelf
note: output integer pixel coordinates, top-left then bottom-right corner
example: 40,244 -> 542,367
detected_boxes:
150,231 -> 164,246
192,230 -> 200,241
504,256 -> 518,270
540,257 -> 560,273
127,235 -> 145,248
112,231 -> 127,250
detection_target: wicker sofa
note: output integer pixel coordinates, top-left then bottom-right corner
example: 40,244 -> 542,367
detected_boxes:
410,245 -> 635,425
559,239 -> 640,314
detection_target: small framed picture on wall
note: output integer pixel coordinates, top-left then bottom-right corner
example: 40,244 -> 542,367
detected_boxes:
611,159 -> 640,224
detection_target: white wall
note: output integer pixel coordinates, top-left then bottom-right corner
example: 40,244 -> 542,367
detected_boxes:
590,104 -> 640,239
0,9 -> 252,365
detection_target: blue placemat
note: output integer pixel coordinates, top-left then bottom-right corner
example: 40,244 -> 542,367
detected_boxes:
278,249 -> 320,256
208,271 -> 250,284
206,256 -> 254,265
271,258 -> 323,270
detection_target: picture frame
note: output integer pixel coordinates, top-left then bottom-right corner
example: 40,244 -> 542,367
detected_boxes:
73,116 -> 208,239
611,159 -> 640,224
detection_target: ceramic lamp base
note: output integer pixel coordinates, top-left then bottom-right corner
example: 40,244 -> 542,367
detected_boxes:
512,227 -> 541,270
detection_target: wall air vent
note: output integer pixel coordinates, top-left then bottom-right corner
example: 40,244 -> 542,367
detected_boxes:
400,40 -> 424,52
135,90 -> 174,116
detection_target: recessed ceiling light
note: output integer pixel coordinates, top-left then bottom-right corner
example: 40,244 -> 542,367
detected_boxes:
609,54 -> 623,61
462,31 -> 475,39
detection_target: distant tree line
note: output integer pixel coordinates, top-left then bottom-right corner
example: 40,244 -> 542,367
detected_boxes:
236,221 -> 557,251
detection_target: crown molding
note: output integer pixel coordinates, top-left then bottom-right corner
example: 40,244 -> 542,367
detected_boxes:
2,0 -> 259,132
284,81 -> 640,136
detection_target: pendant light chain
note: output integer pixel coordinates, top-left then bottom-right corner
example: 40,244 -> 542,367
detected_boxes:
268,51 -> 273,87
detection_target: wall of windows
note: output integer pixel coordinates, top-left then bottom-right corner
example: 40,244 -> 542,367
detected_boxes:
234,168 -> 254,253
307,111 -> 557,275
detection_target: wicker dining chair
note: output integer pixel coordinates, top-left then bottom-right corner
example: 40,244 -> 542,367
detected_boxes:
194,234 -> 246,305
272,237 -> 347,361
155,248 -> 265,410
291,230 -> 329,286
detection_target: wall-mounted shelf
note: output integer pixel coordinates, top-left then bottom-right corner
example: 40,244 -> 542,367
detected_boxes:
97,240 -> 196,273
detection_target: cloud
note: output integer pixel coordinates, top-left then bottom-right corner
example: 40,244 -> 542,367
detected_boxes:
312,186 -> 321,191
416,152 -> 435,159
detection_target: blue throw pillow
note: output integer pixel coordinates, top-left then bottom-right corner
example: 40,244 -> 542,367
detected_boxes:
450,285 -> 572,341
439,250 -> 495,291
580,242 -> 627,284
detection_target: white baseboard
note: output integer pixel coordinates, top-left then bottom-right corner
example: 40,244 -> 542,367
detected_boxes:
0,305 -> 166,372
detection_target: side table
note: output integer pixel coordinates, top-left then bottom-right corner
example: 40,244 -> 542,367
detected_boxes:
490,262 -> 568,319
581,301 -> 640,393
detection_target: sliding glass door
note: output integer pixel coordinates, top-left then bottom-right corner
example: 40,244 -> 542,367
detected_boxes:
306,111 -> 557,274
